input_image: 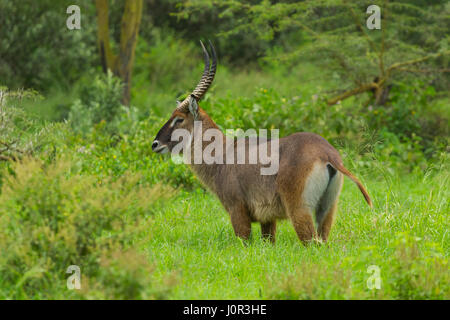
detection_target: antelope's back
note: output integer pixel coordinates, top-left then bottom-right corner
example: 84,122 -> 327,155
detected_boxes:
278,132 -> 342,168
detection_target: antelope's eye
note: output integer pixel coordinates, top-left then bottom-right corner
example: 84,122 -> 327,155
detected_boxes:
171,117 -> 184,127
175,117 -> 184,125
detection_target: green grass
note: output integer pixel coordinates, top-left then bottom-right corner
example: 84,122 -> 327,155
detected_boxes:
138,167 -> 449,299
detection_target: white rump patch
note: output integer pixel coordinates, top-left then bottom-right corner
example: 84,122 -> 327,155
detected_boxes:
303,163 -> 330,211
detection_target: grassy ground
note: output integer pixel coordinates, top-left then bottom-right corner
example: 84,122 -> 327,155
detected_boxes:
141,166 -> 449,299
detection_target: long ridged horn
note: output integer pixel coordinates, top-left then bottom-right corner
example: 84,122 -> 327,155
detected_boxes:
177,40 -> 217,112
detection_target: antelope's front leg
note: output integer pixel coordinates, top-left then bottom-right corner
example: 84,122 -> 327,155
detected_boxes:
229,203 -> 252,240
261,221 -> 276,243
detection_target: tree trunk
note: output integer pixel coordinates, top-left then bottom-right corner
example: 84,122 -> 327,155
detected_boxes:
95,0 -> 143,105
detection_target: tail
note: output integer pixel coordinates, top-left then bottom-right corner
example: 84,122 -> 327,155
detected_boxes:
329,160 -> 373,208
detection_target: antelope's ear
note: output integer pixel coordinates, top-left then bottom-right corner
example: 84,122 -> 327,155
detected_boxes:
188,95 -> 199,119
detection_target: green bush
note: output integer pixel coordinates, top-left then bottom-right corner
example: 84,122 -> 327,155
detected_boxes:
365,81 -> 444,140
0,88 -> 69,173
0,158 -> 173,299
68,71 -> 140,135
205,88 -> 364,140
67,114 -> 200,189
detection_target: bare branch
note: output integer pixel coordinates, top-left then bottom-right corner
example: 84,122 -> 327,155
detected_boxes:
327,82 -> 378,105
386,50 -> 450,76
396,67 -> 450,73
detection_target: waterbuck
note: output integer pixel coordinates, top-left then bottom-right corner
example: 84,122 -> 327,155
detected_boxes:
152,41 -> 372,244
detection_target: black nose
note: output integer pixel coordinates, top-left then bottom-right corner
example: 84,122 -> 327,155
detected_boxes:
152,140 -> 160,151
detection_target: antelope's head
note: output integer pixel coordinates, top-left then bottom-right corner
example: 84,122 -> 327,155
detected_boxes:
152,41 -> 217,154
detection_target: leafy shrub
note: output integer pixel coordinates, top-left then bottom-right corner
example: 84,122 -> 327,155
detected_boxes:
0,158 -> 174,299
0,88 -> 68,167
68,71 -> 140,135
206,88 -> 365,141
365,80 -> 444,140
67,114 -> 200,189
81,248 -> 175,300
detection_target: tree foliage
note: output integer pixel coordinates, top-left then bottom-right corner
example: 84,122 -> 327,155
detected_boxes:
176,0 -> 450,104
0,0 -> 97,91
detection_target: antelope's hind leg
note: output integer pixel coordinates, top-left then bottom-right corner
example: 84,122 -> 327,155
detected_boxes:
287,205 -> 316,244
278,183 -> 317,244
279,163 -> 330,244
317,202 -> 338,242
261,221 -> 276,243
316,169 -> 343,242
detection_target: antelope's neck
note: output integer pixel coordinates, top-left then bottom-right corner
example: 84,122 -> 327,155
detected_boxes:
188,113 -> 225,193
